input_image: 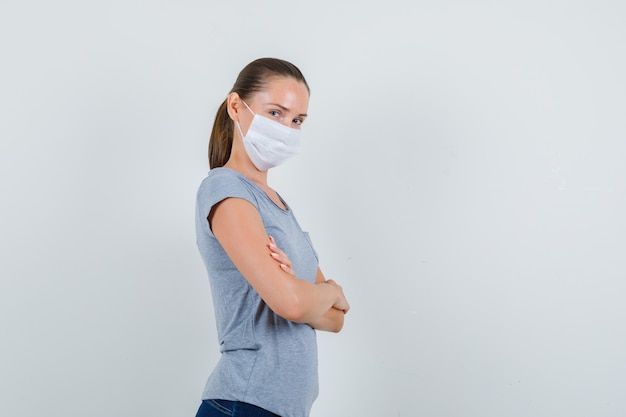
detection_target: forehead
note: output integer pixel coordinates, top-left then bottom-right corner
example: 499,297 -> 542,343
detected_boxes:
252,77 -> 309,109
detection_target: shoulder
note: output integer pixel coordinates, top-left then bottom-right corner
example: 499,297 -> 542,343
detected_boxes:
199,168 -> 253,195
197,168 -> 260,214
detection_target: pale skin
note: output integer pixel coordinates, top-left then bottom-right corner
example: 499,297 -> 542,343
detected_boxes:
209,76 -> 349,332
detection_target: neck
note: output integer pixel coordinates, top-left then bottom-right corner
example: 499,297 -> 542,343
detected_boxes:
224,147 -> 268,187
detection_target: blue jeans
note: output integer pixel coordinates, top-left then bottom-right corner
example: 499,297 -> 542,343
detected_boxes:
195,399 -> 281,417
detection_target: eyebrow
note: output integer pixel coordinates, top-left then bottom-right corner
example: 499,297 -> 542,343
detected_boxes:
267,103 -> 308,117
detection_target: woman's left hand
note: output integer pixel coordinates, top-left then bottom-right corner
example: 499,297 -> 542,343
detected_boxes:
268,236 -> 295,276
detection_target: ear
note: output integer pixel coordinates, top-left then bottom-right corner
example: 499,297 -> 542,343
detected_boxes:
226,92 -> 242,122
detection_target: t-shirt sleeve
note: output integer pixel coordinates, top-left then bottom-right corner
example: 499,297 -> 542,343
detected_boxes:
196,170 -> 259,238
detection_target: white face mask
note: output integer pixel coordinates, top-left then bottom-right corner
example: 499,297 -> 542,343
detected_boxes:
236,100 -> 302,171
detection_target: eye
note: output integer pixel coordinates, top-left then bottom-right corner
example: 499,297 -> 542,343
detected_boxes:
292,118 -> 303,126
269,110 -> 281,118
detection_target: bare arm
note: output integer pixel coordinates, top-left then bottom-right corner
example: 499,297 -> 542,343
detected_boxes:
210,197 -> 349,323
307,268 -> 347,332
268,240 -> 348,333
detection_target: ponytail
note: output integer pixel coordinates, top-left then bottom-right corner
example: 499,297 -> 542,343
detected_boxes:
208,99 -> 233,169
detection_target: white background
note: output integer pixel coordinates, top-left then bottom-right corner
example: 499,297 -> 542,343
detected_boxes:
1,1 -> 625,416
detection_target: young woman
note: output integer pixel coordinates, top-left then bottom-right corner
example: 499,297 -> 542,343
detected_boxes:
194,58 -> 350,417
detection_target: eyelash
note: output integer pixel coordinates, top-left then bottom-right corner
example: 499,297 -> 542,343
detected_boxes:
269,110 -> 303,125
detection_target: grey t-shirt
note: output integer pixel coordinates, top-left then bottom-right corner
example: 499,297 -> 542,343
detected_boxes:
195,167 -> 320,417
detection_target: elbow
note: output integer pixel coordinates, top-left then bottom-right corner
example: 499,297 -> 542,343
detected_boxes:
331,311 -> 345,333
281,310 -> 307,323
328,322 -> 343,333
335,319 -> 345,333
326,307 -> 346,332
277,294 -> 311,323
271,280 -> 317,323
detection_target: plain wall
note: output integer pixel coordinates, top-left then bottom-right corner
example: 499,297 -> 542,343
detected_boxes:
1,1 -> 625,416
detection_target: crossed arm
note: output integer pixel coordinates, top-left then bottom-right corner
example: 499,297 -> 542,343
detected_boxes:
210,197 -> 349,331
307,269 -> 347,332
269,237 -> 346,332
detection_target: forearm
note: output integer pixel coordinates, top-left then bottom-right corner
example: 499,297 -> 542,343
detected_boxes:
308,307 -> 345,332
212,200 -> 343,324
266,246 -> 349,326
285,280 -> 341,324
287,267 -> 349,325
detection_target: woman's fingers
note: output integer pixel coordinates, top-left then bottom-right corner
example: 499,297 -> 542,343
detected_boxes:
268,236 -> 295,276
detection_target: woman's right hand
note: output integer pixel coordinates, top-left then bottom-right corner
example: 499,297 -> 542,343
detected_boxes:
325,279 -> 350,314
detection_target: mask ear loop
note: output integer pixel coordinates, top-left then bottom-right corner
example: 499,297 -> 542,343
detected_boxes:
241,100 -> 255,115
235,120 -> 245,139
235,100 -> 255,139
